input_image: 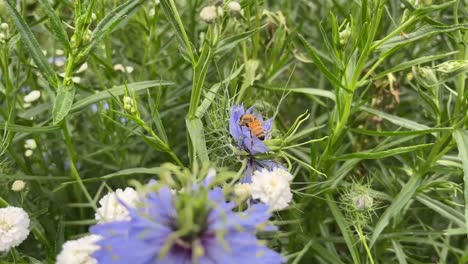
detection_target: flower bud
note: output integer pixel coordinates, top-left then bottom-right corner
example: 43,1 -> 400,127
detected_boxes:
200,6 -> 218,24
227,1 -> 241,15
0,23 -> 8,31
352,194 -> 373,211
123,96 -> 135,113
23,90 -> 41,103
24,149 -> 33,157
24,139 -> 37,150
11,180 -> 26,192
233,183 -> 251,201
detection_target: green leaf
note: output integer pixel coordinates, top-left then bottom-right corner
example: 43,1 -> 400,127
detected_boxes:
4,0 -> 58,86
195,66 -> 244,118
452,129 -> 468,236
360,106 -> 431,131
298,34 -> 345,90
370,175 -> 422,246
373,51 -> 459,80
0,122 -> 60,133
335,143 -> 432,160
159,0 -> 195,64
186,118 -> 209,163
71,81 -> 172,112
416,194 -> 465,228
55,167 -> 164,191
38,0 -> 71,52
351,127 -> 452,137
216,27 -> 263,56
374,24 -> 468,51
257,86 -> 336,101
52,83 -> 75,124
89,0 -> 145,51
325,194 -> 361,264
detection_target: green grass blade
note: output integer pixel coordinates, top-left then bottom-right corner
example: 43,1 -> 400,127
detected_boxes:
4,0 -> 58,86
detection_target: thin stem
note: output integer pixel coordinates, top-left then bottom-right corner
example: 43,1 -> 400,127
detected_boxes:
356,223 -> 375,264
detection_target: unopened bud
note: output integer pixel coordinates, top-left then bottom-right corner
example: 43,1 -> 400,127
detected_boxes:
123,96 -> 135,113
11,180 -> 26,192
200,6 -> 218,23
233,183 -> 251,201
0,23 -> 8,31
352,194 -> 373,211
227,1 -> 241,15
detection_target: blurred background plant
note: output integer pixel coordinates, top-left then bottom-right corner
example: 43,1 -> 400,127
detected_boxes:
0,0 -> 468,263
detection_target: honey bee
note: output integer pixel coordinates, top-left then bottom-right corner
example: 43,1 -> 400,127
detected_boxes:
239,114 -> 265,140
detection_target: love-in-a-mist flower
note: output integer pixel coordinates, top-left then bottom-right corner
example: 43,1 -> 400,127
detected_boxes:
0,206 -> 30,252
229,104 -> 273,155
250,168 -> 293,211
56,235 -> 101,264
90,180 -> 285,263
95,187 -> 139,223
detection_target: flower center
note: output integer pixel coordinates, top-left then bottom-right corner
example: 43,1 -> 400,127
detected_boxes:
0,219 -> 11,233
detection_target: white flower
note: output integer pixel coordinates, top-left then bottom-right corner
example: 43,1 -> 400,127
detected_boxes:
24,139 -> 37,150
250,168 -> 293,211
95,187 -> 139,223
23,90 -> 41,103
200,6 -> 218,23
0,206 -> 30,252
233,183 -> 251,200
56,235 -> 100,264
11,180 -> 26,192
227,1 -> 241,15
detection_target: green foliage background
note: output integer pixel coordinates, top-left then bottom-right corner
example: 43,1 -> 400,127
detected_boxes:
1,0 -> 468,263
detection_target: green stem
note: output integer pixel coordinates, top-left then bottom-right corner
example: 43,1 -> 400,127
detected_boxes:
356,223 -> 375,264
61,122 -> 97,211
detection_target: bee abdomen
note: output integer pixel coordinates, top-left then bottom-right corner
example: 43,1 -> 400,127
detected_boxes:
250,121 -> 265,140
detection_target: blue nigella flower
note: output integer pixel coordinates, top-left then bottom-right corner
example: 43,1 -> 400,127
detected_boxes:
229,104 -> 273,155
90,184 -> 285,264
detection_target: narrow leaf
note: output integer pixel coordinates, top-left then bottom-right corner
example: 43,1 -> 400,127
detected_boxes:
71,81 -> 172,112
335,143 -> 433,160
452,129 -> 468,235
4,0 -> 57,86
90,0 -> 145,51
186,118 -> 209,163
38,0 -> 71,51
52,83 -> 75,124
298,34 -> 345,90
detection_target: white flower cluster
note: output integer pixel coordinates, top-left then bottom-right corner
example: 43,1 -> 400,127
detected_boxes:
56,235 -> 100,264
234,168 -> 293,211
0,206 -> 30,252
95,187 -> 139,223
